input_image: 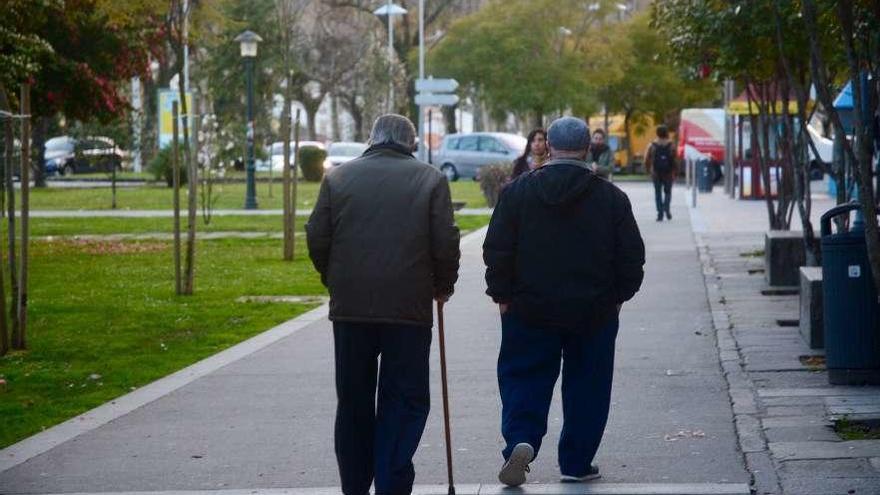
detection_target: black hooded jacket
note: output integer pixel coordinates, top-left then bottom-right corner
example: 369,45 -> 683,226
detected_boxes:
483,158 -> 645,331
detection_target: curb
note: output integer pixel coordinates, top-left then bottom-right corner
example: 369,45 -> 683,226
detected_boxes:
0,226 -> 490,474
11,483 -> 752,495
687,199 -> 781,495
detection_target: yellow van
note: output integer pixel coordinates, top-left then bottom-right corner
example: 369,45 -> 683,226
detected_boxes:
588,114 -> 668,174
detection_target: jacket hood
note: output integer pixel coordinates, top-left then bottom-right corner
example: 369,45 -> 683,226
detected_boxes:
529,158 -> 598,206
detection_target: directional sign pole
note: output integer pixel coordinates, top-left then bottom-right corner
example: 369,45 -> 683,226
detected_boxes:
418,0 -> 426,162
414,77 -> 458,162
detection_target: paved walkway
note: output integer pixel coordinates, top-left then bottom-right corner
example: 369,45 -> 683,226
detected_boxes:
687,186 -> 880,495
0,183 -> 749,494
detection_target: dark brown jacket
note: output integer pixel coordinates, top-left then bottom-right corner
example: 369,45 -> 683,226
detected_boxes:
306,146 -> 461,327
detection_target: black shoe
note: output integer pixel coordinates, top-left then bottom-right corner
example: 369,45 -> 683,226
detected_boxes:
666,210 -> 672,220
656,213 -> 663,222
560,465 -> 601,482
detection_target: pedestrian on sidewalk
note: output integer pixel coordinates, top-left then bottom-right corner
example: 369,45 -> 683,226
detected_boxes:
483,116 -> 645,487
306,114 -> 461,495
644,124 -> 677,221
587,128 -> 613,180
511,128 -> 549,179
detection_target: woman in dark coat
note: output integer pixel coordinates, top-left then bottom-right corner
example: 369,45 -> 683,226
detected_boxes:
511,128 -> 548,179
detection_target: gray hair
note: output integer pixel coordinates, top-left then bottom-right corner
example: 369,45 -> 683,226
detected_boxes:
369,114 -> 416,149
547,117 -> 589,152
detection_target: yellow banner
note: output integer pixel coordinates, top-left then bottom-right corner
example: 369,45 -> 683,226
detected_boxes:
726,99 -> 814,115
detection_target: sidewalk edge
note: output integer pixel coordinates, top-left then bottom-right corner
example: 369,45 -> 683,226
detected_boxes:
0,227 -> 488,474
688,201 -> 781,495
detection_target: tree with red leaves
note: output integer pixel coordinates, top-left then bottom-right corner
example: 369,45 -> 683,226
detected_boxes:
1,0 -> 162,187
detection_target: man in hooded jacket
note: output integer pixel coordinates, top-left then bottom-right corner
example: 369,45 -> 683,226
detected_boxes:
483,116 -> 645,486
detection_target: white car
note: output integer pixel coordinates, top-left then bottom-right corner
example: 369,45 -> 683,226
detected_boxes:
325,141 -> 368,169
260,140 -> 325,172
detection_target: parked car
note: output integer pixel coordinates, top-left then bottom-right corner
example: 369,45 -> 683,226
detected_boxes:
433,132 -> 527,181
261,140 -> 325,172
44,136 -> 125,176
326,141 -> 368,169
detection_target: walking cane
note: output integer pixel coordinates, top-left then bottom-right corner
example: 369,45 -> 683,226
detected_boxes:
436,300 -> 456,495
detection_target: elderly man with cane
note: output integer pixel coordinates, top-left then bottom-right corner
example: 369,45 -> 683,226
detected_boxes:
306,114 -> 461,495
484,116 -> 646,486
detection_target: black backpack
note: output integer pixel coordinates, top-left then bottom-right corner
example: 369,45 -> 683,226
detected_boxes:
652,142 -> 674,175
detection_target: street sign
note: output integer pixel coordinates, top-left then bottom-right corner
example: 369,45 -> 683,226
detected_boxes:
415,93 -> 459,106
416,78 -> 459,93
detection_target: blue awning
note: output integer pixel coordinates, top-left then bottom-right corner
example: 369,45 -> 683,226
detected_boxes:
833,81 -> 853,109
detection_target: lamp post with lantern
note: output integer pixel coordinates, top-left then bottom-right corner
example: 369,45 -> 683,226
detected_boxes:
235,30 -> 263,210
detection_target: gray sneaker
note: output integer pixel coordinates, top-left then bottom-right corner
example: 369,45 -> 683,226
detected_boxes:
560,465 -> 601,482
498,443 -> 534,487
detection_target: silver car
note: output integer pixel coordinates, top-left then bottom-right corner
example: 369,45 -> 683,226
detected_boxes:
433,132 -> 526,181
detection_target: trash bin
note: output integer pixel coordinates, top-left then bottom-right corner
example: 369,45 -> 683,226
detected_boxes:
697,159 -> 714,193
820,203 -> 880,385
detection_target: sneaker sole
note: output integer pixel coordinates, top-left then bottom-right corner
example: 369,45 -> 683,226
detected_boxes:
498,443 -> 533,487
560,473 -> 601,483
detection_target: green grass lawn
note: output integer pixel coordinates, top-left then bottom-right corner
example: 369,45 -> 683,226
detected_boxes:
27,214 -> 491,237
0,237 -> 325,448
28,181 -> 487,211
0,214 -> 491,448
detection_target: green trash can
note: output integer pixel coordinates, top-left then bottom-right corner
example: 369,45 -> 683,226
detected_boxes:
820,203 -> 880,385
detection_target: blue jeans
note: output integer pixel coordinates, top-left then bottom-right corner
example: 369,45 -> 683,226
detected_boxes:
498,312 -> 619,477
653,175 -> 673,215
333,322 -> 432,495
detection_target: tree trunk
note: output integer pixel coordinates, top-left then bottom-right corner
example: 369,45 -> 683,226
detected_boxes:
111,163 -> 117,209
837,0 -> 880,302
31,116 -> 47,188
15,83 -> 30,350
533,107 -> 544,129
306,102 -> 319,141
175,31 -> 196,296
0,84 -> 19,343
291,110 -> 301,260
172,102 -> 182,296
746,83 -> 779,230
623,108 -> 633,167
0,105 -> 9,356
443,105 -> 457,134
282,99 -> 294,261
331,94 -> 341,141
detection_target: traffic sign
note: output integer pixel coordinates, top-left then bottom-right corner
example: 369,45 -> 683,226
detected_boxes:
416,78 -> 459,93
415,93 -> 460,106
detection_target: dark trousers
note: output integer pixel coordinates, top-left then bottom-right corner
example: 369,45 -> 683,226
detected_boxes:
498,312 -> 618,477
653,175 -> 673,215
333,321 -> 432,495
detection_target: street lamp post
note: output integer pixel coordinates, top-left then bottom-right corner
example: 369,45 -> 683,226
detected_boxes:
235,30 -> 262,210
373,2 -> 407,112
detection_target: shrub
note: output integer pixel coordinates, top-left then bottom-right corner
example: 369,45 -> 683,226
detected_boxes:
148,147 -> 188,188
299,146 -> 327,182
479,162 -> 513,208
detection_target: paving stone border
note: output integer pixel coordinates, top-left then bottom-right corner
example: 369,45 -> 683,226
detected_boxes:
693,228 -> 880,495
24,483 -> 752,495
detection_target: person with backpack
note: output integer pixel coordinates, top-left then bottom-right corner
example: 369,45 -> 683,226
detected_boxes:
645,125 -> 677,221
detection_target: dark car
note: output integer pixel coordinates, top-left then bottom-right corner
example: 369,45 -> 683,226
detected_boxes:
44,136 -> 125,176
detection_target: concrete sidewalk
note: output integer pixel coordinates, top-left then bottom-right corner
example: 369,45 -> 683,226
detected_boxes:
686,184 -> 880,495
0,183 -> 749,494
